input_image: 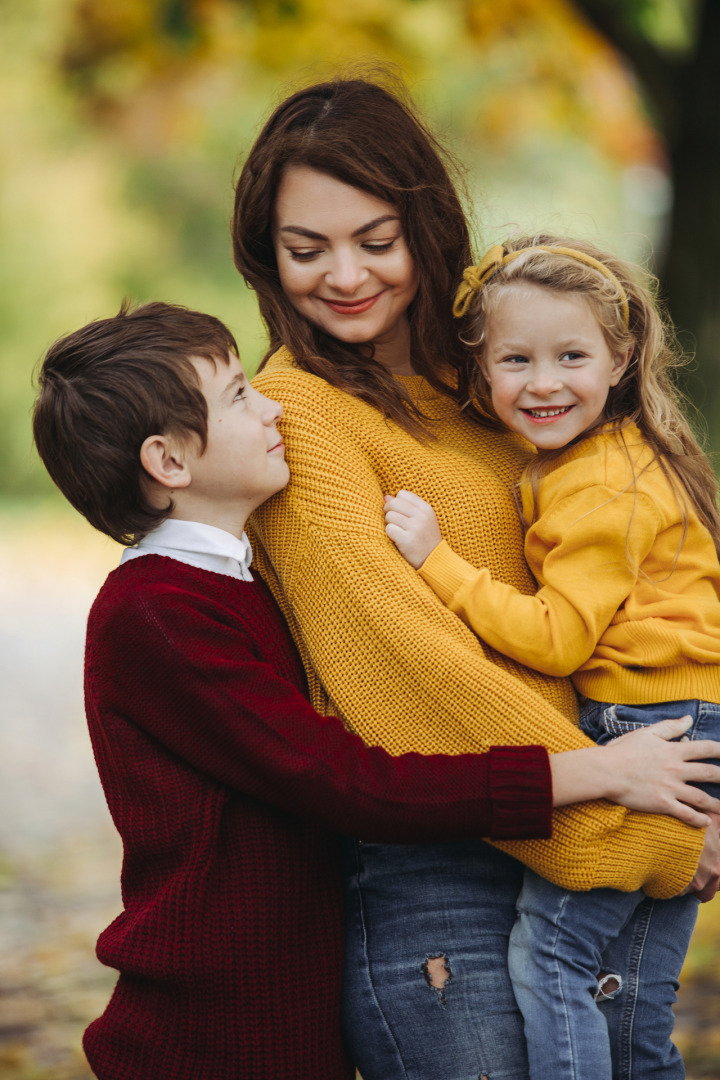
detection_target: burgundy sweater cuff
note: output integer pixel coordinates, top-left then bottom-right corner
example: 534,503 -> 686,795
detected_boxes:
487,745 -> 553,839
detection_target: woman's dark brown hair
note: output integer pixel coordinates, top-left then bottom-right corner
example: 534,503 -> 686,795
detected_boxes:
33,301 -> 238,545
232,74 -> 475,436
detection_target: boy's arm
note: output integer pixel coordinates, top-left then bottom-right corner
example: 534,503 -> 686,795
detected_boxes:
396,486 -> 657,678
89,579 -> 553,843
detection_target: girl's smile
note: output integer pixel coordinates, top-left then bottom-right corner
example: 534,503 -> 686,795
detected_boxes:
481,283 -> 632,450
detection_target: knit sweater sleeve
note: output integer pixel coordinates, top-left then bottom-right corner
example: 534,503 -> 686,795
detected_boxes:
418,484 -> 658,677
250,360 -> 703,898
89,571 -> 553,843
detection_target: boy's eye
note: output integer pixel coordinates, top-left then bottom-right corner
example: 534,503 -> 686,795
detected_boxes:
233,385 -> 246,400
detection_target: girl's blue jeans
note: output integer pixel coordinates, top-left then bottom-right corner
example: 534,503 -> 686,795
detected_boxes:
508,697 -> 720,1080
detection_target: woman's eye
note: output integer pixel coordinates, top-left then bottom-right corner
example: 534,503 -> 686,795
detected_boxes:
289,249 -> 321,262
363,240 -> 396,253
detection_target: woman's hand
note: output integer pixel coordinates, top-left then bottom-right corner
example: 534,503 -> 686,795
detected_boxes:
680,812 -> 720,900
384,490 -> 443,569
550,715 -> 720,827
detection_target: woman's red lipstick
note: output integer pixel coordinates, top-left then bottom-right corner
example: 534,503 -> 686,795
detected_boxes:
319,292 -> 383,315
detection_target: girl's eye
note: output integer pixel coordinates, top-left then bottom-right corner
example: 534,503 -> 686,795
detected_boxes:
503,355 -> 529,365
560,352 -> 583,363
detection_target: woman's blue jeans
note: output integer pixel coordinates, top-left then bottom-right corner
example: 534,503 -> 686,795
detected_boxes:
341,838 -> 530,1080
507,697 -> 718,1080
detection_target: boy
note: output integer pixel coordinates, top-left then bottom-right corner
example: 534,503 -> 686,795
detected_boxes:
32,301 -> 554,1080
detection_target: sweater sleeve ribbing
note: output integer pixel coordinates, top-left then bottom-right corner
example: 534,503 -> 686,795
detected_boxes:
88,575 -> 553,843
419,487 -> 659,677
250,363 -> 703,898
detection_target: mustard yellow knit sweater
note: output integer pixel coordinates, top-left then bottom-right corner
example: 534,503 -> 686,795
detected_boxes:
251,349 -> 702,898
419,423 -> 720,704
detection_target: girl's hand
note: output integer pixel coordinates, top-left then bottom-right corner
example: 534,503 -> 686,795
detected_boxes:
384,490 -> 443,569
550,715 -> 720,827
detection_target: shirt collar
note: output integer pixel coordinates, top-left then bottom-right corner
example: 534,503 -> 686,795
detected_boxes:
121,518 -> 254,581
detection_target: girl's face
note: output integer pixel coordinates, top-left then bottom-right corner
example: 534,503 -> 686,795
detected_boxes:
273,166 -> 419,373
481,283 -> 631,450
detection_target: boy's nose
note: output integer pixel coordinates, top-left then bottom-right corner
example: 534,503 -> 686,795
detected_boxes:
258,392 -> 283,423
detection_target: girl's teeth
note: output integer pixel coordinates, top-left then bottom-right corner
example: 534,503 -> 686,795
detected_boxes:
528,407 -> 569,417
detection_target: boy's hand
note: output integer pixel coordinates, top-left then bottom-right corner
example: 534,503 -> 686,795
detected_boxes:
384,490 -> 443,569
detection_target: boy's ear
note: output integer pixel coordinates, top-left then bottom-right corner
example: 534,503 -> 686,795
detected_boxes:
140,434 -> 192,490
609,345 -> 634,386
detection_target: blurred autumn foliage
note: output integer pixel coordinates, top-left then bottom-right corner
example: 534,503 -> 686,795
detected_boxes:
3,0 -> 717,490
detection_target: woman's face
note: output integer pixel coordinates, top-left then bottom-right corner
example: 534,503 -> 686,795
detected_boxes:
273,166 -> 418,370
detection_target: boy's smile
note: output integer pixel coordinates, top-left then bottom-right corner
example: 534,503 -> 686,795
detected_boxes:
481,283 -> 631,450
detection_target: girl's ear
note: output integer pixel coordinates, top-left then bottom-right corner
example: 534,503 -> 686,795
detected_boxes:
140,434 -> 192,490
609,345 -> 634,386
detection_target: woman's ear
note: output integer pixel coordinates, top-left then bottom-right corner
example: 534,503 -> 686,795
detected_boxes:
609,344 -> 634,386
140,434 -> 192,490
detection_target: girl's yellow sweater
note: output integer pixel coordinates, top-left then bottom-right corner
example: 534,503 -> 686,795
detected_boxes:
419,423 -> 720,704
251,349 -> 702,898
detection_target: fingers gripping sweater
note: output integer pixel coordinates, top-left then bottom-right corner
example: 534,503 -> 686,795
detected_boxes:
250,348 -> 703,899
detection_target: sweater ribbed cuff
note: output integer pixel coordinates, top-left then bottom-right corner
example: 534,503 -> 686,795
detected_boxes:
487,745 -> 553,839
418,540 -> 479,605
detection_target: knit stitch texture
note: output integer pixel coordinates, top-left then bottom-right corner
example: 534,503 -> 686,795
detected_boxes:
82,555 -> 551,1079
251,348 -> 704,898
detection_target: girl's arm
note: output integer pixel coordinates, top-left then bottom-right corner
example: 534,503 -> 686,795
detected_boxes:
384,486 -> 653,678
251,358 -> 704,898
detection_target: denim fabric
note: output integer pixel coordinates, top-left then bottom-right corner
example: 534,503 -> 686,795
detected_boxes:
340,838 -> 531,1080
579,697 -> 720,801
508,696 -> 715,1080
509,869 -> 699,1080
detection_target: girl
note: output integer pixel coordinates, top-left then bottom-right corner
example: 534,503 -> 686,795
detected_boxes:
385,234 -> 720,1080
233,78 -> 720,1080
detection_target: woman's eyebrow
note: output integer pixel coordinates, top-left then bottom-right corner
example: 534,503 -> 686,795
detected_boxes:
279,215 -> 400,242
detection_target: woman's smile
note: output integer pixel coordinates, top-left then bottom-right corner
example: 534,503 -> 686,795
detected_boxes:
318,292 -> 384,314
273,166 -> 418,373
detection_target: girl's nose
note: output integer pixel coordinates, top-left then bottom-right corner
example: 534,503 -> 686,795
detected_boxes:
325,251 -> 370,294
527,369 -> 563,396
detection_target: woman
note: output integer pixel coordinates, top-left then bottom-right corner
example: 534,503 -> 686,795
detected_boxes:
232,76 -> 720,1080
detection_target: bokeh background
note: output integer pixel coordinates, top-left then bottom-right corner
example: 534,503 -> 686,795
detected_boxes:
2,0 -> 719,1076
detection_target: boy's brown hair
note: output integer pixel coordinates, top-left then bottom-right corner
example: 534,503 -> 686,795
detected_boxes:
33,301 -> 239,545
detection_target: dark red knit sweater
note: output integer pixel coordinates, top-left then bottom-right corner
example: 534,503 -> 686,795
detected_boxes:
82,556 -> 552,1080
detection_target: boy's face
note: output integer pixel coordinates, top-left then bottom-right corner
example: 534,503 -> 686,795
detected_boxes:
186,352 -> 289,517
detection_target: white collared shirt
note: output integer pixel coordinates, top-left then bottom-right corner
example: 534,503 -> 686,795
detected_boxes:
121,519 -> 254,581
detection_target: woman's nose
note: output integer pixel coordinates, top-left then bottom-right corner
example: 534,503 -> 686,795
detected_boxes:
325,252 -> 370,293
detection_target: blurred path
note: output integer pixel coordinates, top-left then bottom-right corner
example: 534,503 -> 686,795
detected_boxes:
0,509 -> 121,1079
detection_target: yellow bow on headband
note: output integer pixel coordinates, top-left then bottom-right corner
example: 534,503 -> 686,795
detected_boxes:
452,244 -> 630,327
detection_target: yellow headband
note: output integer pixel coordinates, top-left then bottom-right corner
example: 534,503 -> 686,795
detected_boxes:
453,243 -> 630,327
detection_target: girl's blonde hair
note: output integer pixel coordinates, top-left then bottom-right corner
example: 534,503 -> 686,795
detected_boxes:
455,233 -> 720,557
